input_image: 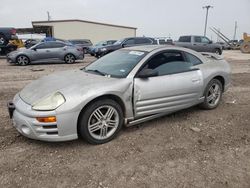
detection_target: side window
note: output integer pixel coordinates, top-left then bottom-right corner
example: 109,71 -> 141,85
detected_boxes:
50,42 -> 65,48
194,36 -> 202,43
185,52 -> 203,66
135,38 -> 152,44
35,43 -> 47,49
124,39 -> 135,45
179,36 -> 191,42
142,51 -> 193,76
201,37 -> 210,44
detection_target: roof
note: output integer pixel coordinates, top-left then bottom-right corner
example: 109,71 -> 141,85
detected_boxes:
125,45 -> 184,52
32,19 -> 137,30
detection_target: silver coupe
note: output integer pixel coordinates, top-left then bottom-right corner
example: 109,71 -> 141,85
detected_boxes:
8,45 -> 231,144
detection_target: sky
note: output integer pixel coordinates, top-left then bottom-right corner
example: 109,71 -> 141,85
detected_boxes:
1,0 -> 250,41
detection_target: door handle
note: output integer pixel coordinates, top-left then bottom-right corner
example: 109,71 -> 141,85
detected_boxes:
46,50 -> 50,52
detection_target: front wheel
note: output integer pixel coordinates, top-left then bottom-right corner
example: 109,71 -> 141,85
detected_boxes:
78,99 -> 123,144
16,55 -> 30,66
200,79 -> 223,110
64,54 -> 75,64
214,48 -> 222,55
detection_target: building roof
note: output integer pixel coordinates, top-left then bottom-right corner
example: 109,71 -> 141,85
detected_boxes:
32,19 -> 137,30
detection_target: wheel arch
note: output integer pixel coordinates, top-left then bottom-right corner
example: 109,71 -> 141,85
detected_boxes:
212,75 -> 225,91
16,54 -> 30,63
76,94 -> 126,135
64,53 -> 76,59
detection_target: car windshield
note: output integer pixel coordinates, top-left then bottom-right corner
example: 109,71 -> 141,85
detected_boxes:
94,41 -> 106,46
84,50 -> 147,78
113,39 -> 124,45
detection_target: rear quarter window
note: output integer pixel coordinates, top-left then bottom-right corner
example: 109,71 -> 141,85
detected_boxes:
185,52 -> 203,66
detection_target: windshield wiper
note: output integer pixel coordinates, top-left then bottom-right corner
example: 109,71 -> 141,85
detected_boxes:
85,69 -> 107,76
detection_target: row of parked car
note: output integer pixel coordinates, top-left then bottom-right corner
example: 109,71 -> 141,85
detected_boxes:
1,27 -> 224,65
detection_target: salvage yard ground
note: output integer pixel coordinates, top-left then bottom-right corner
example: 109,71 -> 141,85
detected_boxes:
0,51 -> 250,188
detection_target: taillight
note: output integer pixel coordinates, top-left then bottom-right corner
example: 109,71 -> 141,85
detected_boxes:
11,28 -> 16,35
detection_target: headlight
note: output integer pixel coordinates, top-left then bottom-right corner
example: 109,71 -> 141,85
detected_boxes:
100,48 -> 107,52
32,92 -> 65,111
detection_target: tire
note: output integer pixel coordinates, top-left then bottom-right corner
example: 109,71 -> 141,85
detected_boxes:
78,99 -> 124,144
64,54 -> 75,64
16,55 -> 30,66
200,79 -> 223,110
240,42 -> 250,53
0,34 -> 7,46
214,48 -> 222,55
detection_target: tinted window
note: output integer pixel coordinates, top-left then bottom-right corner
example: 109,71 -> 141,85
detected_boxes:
35,43 -> 49,49
107,40 -> 116,45
50,42 -> 65,48
142,51 -> 192,76
179,36 -> 191,42
185,52 -> 203,66
194,36 -> 202,43
124,39 -> 135,45
135,38 -> 152,44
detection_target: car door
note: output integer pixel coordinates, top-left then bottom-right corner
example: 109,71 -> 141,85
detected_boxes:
133,50 -> 204,118
193,36 -> 211,52
47,42 -> 66,59
34,43 -> 54,60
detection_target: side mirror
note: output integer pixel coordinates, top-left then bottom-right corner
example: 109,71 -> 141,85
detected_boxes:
32,48 -> 37,51
209,41 -> 213,44
137,69 -> 158,78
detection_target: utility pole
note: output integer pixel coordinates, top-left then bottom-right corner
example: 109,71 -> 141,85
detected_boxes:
203,5 -> 213,37
233,21 -> 237,40
47,11 -> 51,21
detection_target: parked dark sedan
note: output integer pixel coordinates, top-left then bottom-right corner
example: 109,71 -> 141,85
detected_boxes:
96,37 -> 156,57
88,40 -> 117,56
68,39 -> 92,54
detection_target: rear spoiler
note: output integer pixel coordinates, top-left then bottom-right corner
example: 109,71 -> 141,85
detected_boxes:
201,52 -> 223,60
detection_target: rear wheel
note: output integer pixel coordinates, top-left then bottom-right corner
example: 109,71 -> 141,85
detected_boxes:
240,42 -> 250,53
78,99 -> 123,144
16,55 -> 30,66
200,79 -> 223,110
64,54 -> 75,64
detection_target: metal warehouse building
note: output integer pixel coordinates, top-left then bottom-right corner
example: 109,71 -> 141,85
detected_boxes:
32,19 -> 137,44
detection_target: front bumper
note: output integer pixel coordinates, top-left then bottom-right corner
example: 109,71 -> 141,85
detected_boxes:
8,95 -> 78,142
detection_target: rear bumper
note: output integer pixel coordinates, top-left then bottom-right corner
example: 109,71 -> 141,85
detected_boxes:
9,95 -> 78,142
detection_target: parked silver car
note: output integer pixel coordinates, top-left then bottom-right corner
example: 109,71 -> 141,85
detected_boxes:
7,41 -> 84,65
8,46 -> 230,144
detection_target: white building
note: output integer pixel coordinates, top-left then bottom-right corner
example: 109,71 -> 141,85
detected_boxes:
32,19 -> 137,44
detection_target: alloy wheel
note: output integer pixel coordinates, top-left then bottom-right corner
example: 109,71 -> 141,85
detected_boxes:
206,82 -> 221,107
65,54 -> 75,63
87,105 -> 119,140
17,56 -> 29,66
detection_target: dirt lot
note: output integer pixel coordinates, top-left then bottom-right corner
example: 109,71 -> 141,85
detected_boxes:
0,51 -> 250,188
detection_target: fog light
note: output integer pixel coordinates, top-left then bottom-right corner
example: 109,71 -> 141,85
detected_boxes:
21,125 -> 31,135
36,116 -> 57,123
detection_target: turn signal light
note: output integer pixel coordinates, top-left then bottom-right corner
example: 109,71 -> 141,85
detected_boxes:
36,116 -> 57,123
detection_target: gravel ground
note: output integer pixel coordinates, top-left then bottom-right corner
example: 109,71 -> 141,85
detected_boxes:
0,51 -> 250,188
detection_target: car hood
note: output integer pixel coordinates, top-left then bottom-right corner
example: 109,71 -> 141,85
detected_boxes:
19,69 -> 120,105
